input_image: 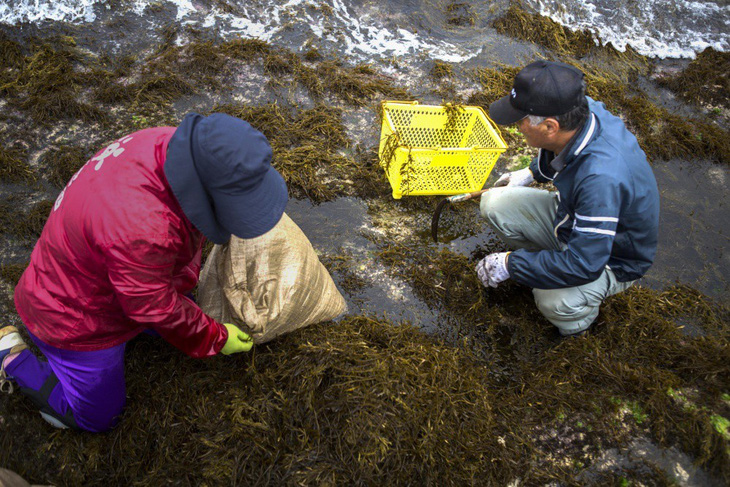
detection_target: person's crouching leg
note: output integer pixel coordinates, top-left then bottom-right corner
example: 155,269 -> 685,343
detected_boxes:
3,330 -> 127,432
532,268 -> 636,337
480,187 -> 562,252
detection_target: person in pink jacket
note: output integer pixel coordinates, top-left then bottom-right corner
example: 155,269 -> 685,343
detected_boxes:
0,113 -> 288,431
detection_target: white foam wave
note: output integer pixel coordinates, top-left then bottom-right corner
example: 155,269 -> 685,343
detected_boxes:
201,0 -> 477,63
132,0 -> 196,21
0,0 -> 97,24
0,0 -> 478,63
525,0 -> 729,58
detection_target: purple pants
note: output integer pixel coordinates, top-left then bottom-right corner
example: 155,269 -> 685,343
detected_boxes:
6,331 -> 126,432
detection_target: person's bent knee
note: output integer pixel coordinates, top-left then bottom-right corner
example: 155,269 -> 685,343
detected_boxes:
479,187 -> 511,223
533,288 -> 597,333
73,402 -> 125,433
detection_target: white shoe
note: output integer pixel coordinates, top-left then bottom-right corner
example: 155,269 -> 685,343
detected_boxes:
0,326 -> 28,394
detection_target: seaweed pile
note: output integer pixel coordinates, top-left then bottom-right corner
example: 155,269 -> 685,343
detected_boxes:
211,103 -> 382,202
656,48 -> 730,110
1,287 -> 727,485
0,143 -> 34,184
0,3 -> 729,485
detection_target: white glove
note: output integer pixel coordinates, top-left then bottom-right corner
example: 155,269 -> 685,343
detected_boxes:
475,252 -> 511,288
494,167 -> 534,187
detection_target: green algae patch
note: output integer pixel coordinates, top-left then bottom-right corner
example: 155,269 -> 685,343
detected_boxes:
0,143 -> 35,183
657,48 -> 730,109
2,38 -> 105,124
41,145 -> 90,188
493,1 -> 597,59
0,262 -> 27,287
711,416 -> 730,440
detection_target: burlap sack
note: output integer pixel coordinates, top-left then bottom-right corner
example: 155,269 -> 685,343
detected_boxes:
0,468 -> 50,487
198,213 -> 346,343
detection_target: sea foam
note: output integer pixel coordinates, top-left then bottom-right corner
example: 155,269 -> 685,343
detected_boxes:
524,0 -> 729,59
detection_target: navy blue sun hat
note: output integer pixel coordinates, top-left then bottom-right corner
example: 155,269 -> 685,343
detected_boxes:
165,113 -> 288,244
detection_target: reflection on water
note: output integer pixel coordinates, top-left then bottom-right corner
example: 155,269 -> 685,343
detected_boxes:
285,197 -> 445,331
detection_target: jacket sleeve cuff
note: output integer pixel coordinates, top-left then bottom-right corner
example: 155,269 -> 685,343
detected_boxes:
213,321 -> 228,355
506,249 -> 529,287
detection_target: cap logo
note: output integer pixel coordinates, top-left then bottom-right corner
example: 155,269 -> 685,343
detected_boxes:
510,88 -> 517,99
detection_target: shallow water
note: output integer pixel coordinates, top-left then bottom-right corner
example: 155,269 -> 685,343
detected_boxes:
524,0 -> 730,58
286,198 -> 446,332
646,159 -> 730,300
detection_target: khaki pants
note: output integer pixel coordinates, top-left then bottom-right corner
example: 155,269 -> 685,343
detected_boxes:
480,187 -> 635,335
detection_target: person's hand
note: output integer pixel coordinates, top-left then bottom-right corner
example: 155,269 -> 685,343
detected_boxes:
493,167 -> 534,187
221,323 -> 253,355
475,252 -> 511,288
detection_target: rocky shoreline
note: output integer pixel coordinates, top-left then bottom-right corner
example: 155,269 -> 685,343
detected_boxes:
0,2 -> 728,485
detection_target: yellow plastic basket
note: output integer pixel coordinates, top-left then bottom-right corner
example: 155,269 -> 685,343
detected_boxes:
378,100 -> 507,199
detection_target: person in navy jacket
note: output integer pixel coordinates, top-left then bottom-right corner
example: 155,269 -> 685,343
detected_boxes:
477,61 -> 660,337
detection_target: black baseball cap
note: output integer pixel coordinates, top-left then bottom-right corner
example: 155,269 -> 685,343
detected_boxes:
489,61 -> 586,125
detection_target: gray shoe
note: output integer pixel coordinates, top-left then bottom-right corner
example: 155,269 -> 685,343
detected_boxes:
559,323 -> 594,339
40,411 -> 70,429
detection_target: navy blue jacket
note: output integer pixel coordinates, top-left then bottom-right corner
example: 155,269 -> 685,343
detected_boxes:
508,98 -> 660,289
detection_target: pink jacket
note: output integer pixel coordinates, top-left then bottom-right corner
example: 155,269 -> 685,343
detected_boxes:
15,127 -> 227,357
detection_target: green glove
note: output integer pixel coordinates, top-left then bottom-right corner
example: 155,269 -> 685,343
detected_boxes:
221,323 -> 253,355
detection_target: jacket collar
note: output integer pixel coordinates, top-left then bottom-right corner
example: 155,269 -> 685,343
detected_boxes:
549,112 -> 598,173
